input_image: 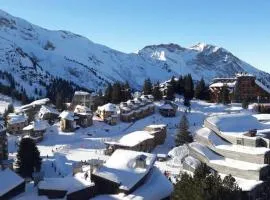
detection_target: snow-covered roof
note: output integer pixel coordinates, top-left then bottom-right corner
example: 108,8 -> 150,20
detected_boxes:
206,113 -> 270,137
19,98 -> 50,110
189,142 -> 267,171
98,103 -> 117,112
145,124 -> 166,129
39,105 -> 59,116
93,149 -> 156,191
7,113 -> 28,125
195,127 -> 270,155
106,131 -> 154,147
74,105 -> 92,114
74,91 -> 90,96
23,120 -> 49,131
0,168 -> 24,196
159,103 -> 174,110
38,172 -> 93,194
0,101 -> 11,115
59,111 -> 74,120
92,167 -> 173,200
253,114 -> 270,122
183,156 -> 201,169
209,81 -> 236,88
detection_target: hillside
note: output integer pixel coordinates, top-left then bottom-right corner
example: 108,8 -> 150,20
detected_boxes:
0,9 -> 270,99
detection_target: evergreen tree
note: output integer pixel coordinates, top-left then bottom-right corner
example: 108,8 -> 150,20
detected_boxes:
152,82 -> 163,101
175,114 -> 193,146
16,138 -> 42,178
143,78 -> 152,95
220,85 -> 230,104
170,76 -> 177,93
111,82 -> 122,104
183,96 -> 191,107
122,81 -> 132,101
172,164 -> 241,200
176,75 -> 185,95
184,74 -> 194,100
104,83 -> 113,103
165,84 -> 175,100
242,99 -> 249,109
55,92 -> 63,110
195,78 -> 206,100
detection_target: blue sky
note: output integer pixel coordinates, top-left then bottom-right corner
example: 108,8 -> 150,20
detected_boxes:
1,0 -> 269,72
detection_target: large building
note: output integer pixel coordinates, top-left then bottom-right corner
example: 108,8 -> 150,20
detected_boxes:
104,124 -> 167,155
191,113 -> 270,199
119,95 -> 155,122
209,73 -> 270,103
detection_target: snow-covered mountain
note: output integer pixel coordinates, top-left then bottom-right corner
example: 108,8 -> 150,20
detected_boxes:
0,9 -> 270,98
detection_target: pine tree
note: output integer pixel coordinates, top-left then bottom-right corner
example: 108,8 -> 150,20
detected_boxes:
175,114 -> 193,146
242,99 -> 249,109
184,74 -> 194,100
165,84 -> 175,100
220,85 -> 230,104
170,76 -> 176,94
16,138 -> 42,178
143,78 -> 152,95
152,82 -> 163,101
195,78 -> 206,100
176,75 -> 184,95
55,92 -> 63,110
122,81 -> 132,101
172,164 -> 241,200
111,82 -> 122,104
104,83 -> 113,103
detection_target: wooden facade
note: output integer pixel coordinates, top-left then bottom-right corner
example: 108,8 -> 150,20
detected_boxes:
209,74 -> 270,103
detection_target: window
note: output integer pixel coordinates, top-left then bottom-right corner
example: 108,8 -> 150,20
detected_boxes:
236,139 -> 243,145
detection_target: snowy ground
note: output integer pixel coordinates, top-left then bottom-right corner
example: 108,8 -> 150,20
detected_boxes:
8,98 -> 255,199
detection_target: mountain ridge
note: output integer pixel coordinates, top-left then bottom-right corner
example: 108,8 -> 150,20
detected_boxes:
0,9 -> 270,99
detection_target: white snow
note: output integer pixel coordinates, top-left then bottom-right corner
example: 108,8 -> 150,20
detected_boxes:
0,168 -> 24,196
189,142 -> 267,171
97,103 -> 117,112
7,113 -> 28,125
93,149 -> 156,191
59,111 -> 74,120
106,131 -> 154,147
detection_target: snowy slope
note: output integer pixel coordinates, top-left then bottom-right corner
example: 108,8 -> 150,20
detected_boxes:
0,9 -> 270,98
139,43 -> 270,86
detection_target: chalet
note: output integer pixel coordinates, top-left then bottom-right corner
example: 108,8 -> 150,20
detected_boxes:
59,111 -> 76,132
6,113 -> 28,134
104,131 -> 154,155
144,124 -> 167,145
18,98 -> 51,121
74,105 -> 93,128
23,120 -> 49,142
104,124 -> 167,155
38,171 -> 95,200
209,73 -> 270,103
0,123 -> 7,161
92,149 -> 173,199
0,168 -> 25,200
71,91 -> 93,110
96,103 -> 118,125
38,105 -> 59,124
119,96 -> 155,122
92,150 -> 156,194
159,101 -> 178,117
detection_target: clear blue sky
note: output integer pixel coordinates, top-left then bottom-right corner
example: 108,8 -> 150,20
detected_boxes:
1,0 -> 269,72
